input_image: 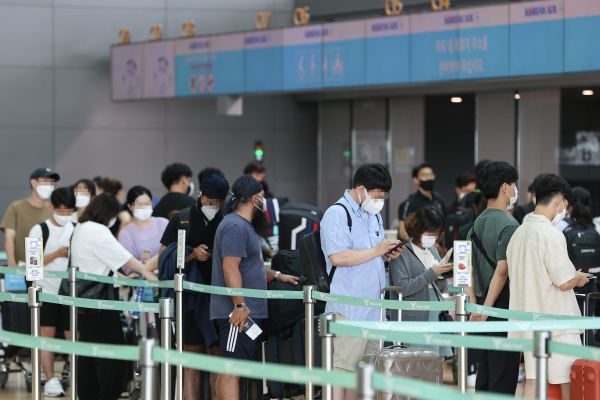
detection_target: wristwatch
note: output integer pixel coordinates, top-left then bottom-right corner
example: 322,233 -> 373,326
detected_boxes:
234,302 -> 246,309
273,271 -> 281,281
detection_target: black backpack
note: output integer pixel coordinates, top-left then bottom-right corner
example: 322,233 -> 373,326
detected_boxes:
564,221 -> 600,271
445,207 -> 474,248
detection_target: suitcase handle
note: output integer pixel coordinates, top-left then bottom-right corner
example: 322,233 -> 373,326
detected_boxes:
381,286 -> 403,295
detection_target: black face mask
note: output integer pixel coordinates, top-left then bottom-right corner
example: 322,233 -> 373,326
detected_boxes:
420,179 -> 435,192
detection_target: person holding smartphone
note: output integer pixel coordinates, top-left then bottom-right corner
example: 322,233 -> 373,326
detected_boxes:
389,206 -> 453,356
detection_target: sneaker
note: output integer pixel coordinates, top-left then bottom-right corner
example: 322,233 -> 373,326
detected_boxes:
467,374 -> 477,388
44,377 -> 65,397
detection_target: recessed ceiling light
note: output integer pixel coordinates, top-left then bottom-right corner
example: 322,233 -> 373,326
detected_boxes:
515,94 -> 520,100
451,97 -> 462,103
583,90 -> 594,96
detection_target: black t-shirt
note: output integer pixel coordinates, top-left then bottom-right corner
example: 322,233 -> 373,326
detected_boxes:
160,205 -> 224,285
398,190 -> 447,220
511,202 -> 535,225
152,192 -> 196,219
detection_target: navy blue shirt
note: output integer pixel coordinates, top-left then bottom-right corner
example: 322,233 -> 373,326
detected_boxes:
210,213 -> 267,320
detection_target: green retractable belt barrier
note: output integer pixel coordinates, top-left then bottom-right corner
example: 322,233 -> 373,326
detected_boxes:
311,290 -> 453,310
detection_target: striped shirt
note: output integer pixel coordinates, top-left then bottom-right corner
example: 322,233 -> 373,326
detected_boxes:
321,190 -> 386,321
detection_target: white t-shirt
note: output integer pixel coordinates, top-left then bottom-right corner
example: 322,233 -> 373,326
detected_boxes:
29,219 -> 74,295
555,218 -> 600,235
71,221 -> 132,277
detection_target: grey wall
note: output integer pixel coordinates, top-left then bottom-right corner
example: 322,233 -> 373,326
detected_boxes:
0,0 -> 319,251
476,92 -> 516,166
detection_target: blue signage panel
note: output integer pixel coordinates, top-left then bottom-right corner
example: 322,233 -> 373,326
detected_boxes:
282,25 -> 323,91
510,0 -> 564,76
458,5 -> 509,79
564,0 -> 600,73
211,33 -> 245,95
245,30 -> 283,93
323,20 -> 366,88
174,37 -> 211,97
410,10 -> 460,82
365,16 -> 410,86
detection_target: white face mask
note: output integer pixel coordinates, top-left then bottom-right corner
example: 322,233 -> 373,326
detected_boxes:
53,213 -> 72,227
420,235 -> 438,248
532,196 -> 537,206
359,190 -> 385,215
551,199 -> 567,226
188,181 -> 195,196
75,194 -> 90,208
36,184 -> 54,200
108,218 -> 117,228
506,184 -> 518,207
134,207 -> 153,221
459,192 -> 466,200
254,196 -> 267,213
201,206 -> 219,221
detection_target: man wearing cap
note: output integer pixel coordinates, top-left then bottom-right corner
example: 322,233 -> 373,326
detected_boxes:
1,168 -> 59,268
159,172 -> 229,400
211,175 -> 275,399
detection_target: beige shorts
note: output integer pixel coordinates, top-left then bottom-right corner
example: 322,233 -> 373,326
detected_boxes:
332,313 -> 380,372
524,333 -> 581,384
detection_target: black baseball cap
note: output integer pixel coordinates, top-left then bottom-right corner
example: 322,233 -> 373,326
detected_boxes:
30,167 -> 60,182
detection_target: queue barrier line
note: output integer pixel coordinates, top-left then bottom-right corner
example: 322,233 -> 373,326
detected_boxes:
311,290 -> 454,311
182,281 -> 304,299
0,292 -> 28,303
465,303 -> 582,321
38,292 -> 160,313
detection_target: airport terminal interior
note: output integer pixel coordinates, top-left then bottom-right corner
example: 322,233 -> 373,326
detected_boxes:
1,0 -> 600,399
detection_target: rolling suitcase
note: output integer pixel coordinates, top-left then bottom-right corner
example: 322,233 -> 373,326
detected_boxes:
363,287 -> 444,400
571,359 -> 600,399
278,203 -> 324,251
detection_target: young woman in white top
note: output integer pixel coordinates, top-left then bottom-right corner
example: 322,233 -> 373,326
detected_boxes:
71,179 -> 96,223
70,193 -> 156,400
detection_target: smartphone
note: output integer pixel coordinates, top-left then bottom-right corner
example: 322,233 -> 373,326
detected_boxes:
590,276 -> 597,280
387,237 -> 412,255
206,246 -> 213,254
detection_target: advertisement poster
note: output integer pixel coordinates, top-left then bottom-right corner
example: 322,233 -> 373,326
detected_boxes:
282,25 -> 323,91
365,16 -> 410,85
175,37 -> 211,97
143,41 -> 175,99
453,240 -> 472,288
211,33 -> 245,95
410,10 -> 459,82
458,5 -> 510,79
111,44 -> 143,101
560,131 -> 600,165
245,29 -> 284,93
564,0 -> 600,72
323,20 -> 366,88
26,237 -> 44,281
510,0 -> 564,76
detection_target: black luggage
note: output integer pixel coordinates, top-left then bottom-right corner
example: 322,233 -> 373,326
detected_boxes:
278,203 -> 324,251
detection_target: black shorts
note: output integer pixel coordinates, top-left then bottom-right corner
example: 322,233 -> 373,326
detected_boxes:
184,310 -> 219,347
40,302 -> 70,331
216,318 -> 262,361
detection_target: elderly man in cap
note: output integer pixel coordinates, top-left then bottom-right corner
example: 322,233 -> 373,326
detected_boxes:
211,175 -> 298,399
1,167 -> 60,269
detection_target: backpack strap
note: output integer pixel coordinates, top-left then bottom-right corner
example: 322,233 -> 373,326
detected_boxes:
40,222 -> 49,251
178,207 -> 192,234
327,203 -> 353,285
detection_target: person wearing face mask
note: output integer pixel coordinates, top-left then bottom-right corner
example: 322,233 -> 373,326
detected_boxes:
398,162 -> 447,240
448,172 -> 477,213
512,175 -> 542,225
72,178 -> 97,223
389,206 -> 453,356
118,186 -> 168,275
28,187 -> 74,397
319,164 -> 403,400
1,167 -> 59,269
507,174 -> 590,399
463,161 -> 521,395
153,162 -> 196,219
159,172 -> 229,400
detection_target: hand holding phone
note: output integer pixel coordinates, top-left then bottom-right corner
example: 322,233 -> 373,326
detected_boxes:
386,237 -> 412,256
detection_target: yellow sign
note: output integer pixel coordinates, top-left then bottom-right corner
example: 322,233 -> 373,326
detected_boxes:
255,12 -> 271,30
181,21 -> 195,38
385,0 -> 403,16
293,7 -> 310,26
118,28 -> 130,45
431,0 -> 450,11
149,24 -> 163,41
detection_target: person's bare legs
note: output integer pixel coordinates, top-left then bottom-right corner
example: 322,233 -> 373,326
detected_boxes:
208,345 -> 220,400
333,367 -> 357,400
184,344 -> 202,400
216,373 -> 239,400
560,383 -> 570,400
41,326 -> 57,381
522,379 -> 536,397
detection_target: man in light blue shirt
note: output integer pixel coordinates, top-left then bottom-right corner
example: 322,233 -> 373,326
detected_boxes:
321,163 -> 403,400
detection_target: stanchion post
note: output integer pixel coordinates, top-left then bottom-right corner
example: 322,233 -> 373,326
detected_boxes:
159,298 -> 173,400
174,273 -> 185,400
534,330 -> 550,400
304,285 -> 315,399
455,292 -> 469,394
140,338 -> 158,400
356,362 -> 375,400
68,266 -> 78,400
320,313 -> 335,400
29,284 -> 42,400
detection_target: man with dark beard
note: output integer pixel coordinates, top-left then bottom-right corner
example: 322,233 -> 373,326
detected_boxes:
210,175 -> 289,399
